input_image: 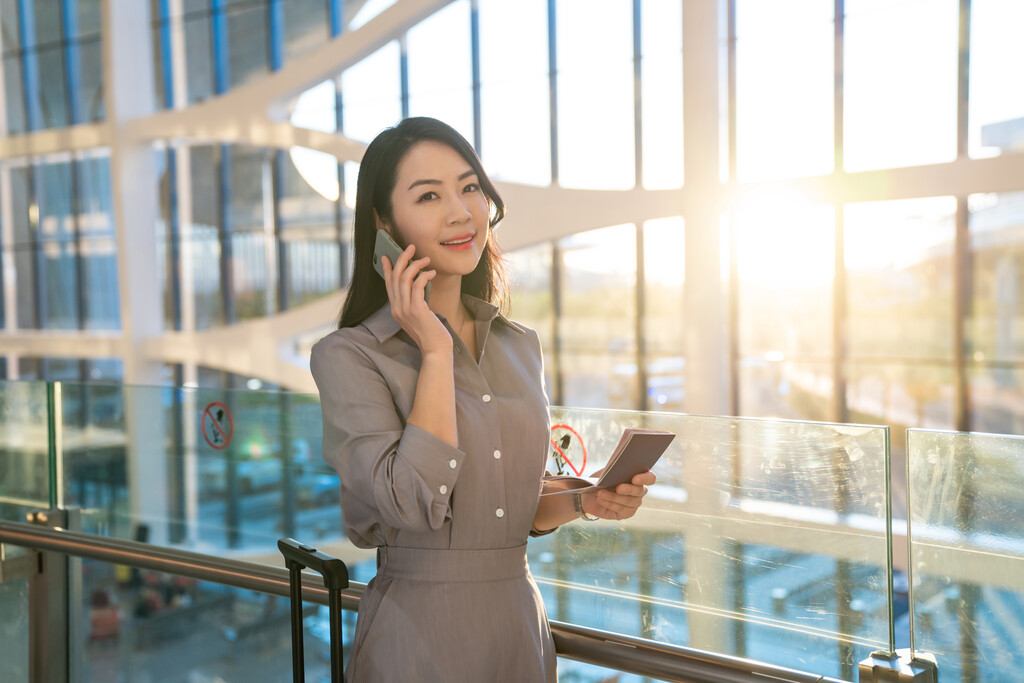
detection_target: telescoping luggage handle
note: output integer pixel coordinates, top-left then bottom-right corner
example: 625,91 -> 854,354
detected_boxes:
278,538 -> 350,683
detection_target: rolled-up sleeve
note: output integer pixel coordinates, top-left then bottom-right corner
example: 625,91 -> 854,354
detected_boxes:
311,332 -> 465,545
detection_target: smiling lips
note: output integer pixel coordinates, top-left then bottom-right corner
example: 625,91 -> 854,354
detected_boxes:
440,233 -> 476,249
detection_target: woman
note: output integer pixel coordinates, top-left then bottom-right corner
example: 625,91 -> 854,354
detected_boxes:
311,117 -> 655,682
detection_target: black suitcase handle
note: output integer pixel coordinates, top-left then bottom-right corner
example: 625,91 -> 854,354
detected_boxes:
278,538 -> 350,683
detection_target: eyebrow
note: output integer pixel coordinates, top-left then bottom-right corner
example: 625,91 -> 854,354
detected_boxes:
407,169 -> 477,191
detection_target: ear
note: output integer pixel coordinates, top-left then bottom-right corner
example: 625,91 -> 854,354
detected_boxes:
373,209 -> 390,234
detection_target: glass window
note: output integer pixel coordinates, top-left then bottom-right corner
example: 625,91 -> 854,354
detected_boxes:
283,0 -> 329,62
967,191 -> 1024,434
228,145 -> 266,234
3,55 -> 27,135
231,230 -> 269,320
560,224 -> 637,408
36,44 -> 69,129
37,162 -> 74,242
189,145 -> 224,330
556,0 -> 635,189
407,0 -> 473,143
78,37 -> 104,122
32,0 -> 63,46
968,192 -> 1024,362
155,148 -> 175,331
9,167 -> 36,329
643,217 -> 685,412
969,0 -> 1024,157
641,0 -> 684,189
341,41 -> 402,143
37,162 -> 77,329
737,202 -> 834,419
845,197 -> 955,359
478,0 -> 550,186
151,16 -> 168,110
277,151 -> 343,307
228,146 -> 270,320
76,156 -> 113,235
41,238 -> 78,329
226,2 -> 269,88
279,151 -> 338,230
77,156 -> 119,330
77,0 -> 102,37
184,0 -> 211,14
507,242 -> 554,393
1,0 -> 22,53
844,197 -> 956,434
735,0 -> 833,181
81,235 -> 120,329
844,0 -> 958,171
969,368 -> 1024,435
286,239 -> 342,308
184,11 -> 215,104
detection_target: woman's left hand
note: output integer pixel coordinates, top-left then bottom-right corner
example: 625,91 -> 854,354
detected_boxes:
582,471 -> 656,521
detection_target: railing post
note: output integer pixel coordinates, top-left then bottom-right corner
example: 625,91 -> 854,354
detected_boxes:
858,649 -> 938,682
25,507 -> 81,683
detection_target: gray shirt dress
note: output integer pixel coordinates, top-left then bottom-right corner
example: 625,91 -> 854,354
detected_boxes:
310,295 -> 558,682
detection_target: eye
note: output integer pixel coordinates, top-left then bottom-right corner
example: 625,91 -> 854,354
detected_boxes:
463,182 -> 480,193
417,191 -> 438,202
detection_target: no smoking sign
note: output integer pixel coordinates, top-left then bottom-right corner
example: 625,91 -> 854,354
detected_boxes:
202,402 -> 234,450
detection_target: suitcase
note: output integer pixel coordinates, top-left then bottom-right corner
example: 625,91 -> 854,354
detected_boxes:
278,538 -> 350,683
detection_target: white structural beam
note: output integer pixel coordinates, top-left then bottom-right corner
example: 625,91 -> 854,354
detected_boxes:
682,0 -> 728,417
104,0 -> 168,544
495,184 -> 686,251
139,292 -> 344,394
679,0 -> 730,656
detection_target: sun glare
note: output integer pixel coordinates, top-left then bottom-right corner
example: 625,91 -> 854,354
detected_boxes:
735,192 -> 835,285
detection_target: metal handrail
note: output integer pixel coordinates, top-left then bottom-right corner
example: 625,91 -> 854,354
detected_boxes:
0,520 -> 842,683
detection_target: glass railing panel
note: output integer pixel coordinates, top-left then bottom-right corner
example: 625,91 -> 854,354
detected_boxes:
58,383 -> 364,567
0,380 -> 54,517
73,557 -> 314,681
0,544 -> 31,683
66,554 -> 671,683
530,408 -> 892,681
37,381 -> 895,679
907,429 -> 1024,681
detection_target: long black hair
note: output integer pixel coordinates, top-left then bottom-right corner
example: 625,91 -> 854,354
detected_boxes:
337,117 -> 509,329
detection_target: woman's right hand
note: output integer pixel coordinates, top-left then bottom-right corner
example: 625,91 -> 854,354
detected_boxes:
382,245 -> 450,354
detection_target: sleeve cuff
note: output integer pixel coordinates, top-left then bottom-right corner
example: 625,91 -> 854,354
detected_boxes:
396,423 -> 466,503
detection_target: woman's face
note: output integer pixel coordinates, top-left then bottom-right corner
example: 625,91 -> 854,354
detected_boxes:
382,140 -> 490,279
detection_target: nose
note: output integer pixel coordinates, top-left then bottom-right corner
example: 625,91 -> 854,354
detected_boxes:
445,194 -> 472,224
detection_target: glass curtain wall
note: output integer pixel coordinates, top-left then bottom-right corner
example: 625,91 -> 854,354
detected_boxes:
0,0 -> 1022,434
0,0 -> 104,133
0,154 -> 119,334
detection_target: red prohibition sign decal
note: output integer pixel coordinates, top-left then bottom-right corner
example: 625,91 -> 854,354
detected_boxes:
550,423 -> 587,476
202,402 -> 234,450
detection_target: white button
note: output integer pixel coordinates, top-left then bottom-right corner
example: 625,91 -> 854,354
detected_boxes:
449,459 -> 458,469
439,485 -> 448,495
495,508 -> 504,518
493,450 -> 501,459
482,394 -> 492,403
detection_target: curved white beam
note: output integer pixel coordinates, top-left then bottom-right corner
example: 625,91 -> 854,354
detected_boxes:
124,0 -> 454,145
0,122 -> 111,160
138,292 -> 345,393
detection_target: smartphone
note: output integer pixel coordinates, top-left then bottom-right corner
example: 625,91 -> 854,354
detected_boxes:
373,230 -> 431,302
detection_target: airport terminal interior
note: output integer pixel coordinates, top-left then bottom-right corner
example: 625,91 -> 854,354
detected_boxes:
1,0 -> 1023,681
